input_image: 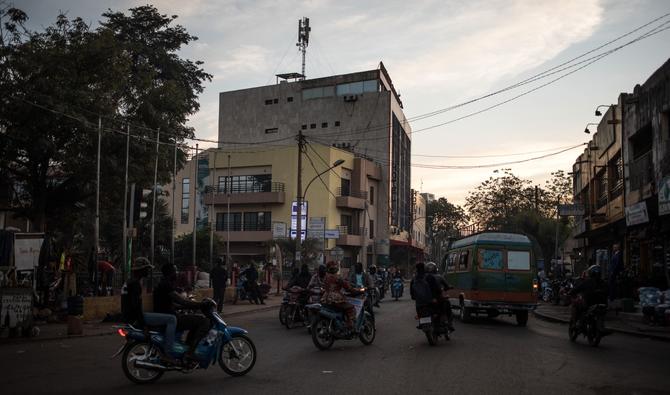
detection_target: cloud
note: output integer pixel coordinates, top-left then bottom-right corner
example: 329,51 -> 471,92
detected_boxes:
211,45 -> 272,79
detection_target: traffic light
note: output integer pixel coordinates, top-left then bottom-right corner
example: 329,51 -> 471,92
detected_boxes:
139,189 -> 151,219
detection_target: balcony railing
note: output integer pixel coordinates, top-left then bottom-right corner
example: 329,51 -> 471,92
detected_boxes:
629,152 -> 654,191
204,182 -> 285,194
214,222 -> 271,232
337,188 -> 368,199
337,225 -> 365,236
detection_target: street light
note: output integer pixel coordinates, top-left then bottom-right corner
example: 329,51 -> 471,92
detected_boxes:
584,123 -> 598,134
594,104 -> 615,116
303,159 -> 345,199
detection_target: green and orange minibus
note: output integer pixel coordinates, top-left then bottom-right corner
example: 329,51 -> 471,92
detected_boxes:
441,232 -> 538,326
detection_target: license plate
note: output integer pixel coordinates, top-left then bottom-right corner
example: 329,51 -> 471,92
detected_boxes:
419,317 -> 432,324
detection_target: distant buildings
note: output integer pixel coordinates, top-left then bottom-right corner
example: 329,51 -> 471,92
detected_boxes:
570,58 -> 670,288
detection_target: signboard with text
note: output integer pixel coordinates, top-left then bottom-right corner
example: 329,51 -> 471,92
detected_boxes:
659,176 -> 670,216
625,201 -> 649,226
290,201 -> 308,241
558,204 -> 585,217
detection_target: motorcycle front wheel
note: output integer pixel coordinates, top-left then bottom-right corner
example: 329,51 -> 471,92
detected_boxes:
219,334 -> 257,376
568,320 -> 578,342
359,316 -> 376,345
311,317 -> 335,350
279,304 -> 288,325
121,342 -> 164,384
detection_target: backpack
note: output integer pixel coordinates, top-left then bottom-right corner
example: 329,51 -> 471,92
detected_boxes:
411,275 -> 433,306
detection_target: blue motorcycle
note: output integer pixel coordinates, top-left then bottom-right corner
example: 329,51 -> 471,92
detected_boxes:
307,289 -> 376,350
391,277 -> 404,301
112,300 -> 256,384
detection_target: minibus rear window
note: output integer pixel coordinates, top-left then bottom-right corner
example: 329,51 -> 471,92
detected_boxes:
479,249 -> 503,270
507,251 -> 530,270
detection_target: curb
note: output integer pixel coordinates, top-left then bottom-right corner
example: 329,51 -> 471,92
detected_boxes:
0,304 -> 281,346
533,310 -> 670,342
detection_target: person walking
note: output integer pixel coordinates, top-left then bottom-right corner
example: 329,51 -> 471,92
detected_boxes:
211,257 -> 228,313
608,244 -> 623,301
243,263 -> 265,305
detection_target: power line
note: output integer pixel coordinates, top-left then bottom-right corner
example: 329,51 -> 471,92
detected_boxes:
305,141 -> 342,179
303,150 -> 338,199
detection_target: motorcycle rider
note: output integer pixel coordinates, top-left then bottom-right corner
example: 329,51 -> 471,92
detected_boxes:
121,257 -> 178,364
425,262 -> 455,332
323,261 -> 357,333
411,262 -> 443,327
308,264 -> 327,290
368,265 -> 381,307
154,263 -> 211,362
348,262 -> 371,288
569,264 -> 608,327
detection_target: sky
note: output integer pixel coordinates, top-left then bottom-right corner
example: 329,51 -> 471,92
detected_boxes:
13,0 -> 670,206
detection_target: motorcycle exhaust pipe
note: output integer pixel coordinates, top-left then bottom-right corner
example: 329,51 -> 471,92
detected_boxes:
134,360 -> 181,371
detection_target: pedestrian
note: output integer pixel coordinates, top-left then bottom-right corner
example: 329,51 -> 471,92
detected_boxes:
243,262 -> 264,305
608,244 -> 623,301
211,257 -> 228,313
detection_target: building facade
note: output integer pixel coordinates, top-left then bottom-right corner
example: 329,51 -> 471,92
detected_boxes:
217,63 -> 411,266
167,143 -> 384,268
571,58 -> 670,289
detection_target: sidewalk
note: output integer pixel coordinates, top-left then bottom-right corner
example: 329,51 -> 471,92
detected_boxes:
0,292 -> 282,344
533,302 -> 670,341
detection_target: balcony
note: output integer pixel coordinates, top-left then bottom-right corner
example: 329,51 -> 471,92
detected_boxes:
336,225 -> 366,247
629,152 -> 654,192
203,182 -> 285,205
214,221 -> 272,242
335,188 -> 368,210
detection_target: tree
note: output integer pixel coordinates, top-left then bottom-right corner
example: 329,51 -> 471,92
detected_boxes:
0,5 -> 211,259
174,229 -> 226,271
273,238 -> 324,268
426,197 -> 469,240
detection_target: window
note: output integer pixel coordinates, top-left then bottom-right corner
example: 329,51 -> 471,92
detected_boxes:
302,86 -> 335,100
321,122 -> 328,128
265,128 -> 278,134
335,121 -> 340,127
340,178 -> 351,196
216,212 -> 242,231
479,249 -> 503,270
264,99 -> 272,105
369,186 -> 374,205
340,214 -> 353,232
458,250 -> 469,271
287,96 -> 294,102
336,80 -> 379,96
244,212 -> 271,231
507,251 -> 530,270
446,252 -> 457,272
181,178 -> 190,224
310,123 -> 316,129
369,220 -> 374,239
273,98 -> 278,104
218,174 -> 271,193
301,124 -> 307,130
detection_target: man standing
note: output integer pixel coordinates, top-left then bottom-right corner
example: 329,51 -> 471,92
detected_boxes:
608,244 -> 623,301
211,257 -> 228,313
243,263 -> 264,305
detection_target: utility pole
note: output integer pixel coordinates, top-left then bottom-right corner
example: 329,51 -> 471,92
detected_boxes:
122,124 -> 130,281
192,144 -> 199,273
295,131 -> 305,264
210,150 -> 217,270
150,128 -> 160,290
94,116 -> 101,293
226,154 -> 231,271
128,183 -> 136,272
171,142 -> 177,265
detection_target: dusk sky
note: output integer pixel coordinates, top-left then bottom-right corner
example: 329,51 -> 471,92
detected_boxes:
15,0 -> 670,205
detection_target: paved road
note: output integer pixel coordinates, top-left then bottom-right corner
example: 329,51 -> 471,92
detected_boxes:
1,298 -> 668,395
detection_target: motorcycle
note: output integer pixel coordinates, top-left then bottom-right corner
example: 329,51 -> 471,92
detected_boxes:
556,279 -> 574,306
284,286 -> 309,329
541,280 -> 553,302
391,277 -> 404,301
569,296 -> 609,347
112,300 -> 256,384
279,290 -> 290,325
416,303 -> 451,345
232,275 -> 248,304
307,289 -> 376,350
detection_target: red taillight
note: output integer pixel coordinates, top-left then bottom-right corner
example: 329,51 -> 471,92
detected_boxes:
118,328 -> 128,337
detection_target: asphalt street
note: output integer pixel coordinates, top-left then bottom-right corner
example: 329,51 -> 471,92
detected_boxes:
1,297 -> 668,395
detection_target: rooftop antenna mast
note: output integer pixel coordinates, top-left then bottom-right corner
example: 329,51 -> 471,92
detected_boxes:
297,17 -> 310,80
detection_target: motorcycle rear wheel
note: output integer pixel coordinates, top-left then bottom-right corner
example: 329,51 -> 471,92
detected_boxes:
311,318 -> 335,350
424,328 -> 438,346
219,334 -> 257,376
587,323 -> 602,347
121,342 -> 164,384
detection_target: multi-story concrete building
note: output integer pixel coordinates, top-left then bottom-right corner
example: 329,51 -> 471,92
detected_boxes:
217,63 -> 411,266
167,143 -> 384,268
571,58 -> 670,288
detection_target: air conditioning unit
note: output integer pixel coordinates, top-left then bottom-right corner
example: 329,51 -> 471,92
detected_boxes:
343,95 -> 358,102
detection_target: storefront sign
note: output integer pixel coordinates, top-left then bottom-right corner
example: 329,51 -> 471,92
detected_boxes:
290,201 -> 308,241
13,233 -> 44,271
272,222 -> 287,239
324,229 -> 340,239
659,176 -> 670,216
625,201 -> 649,226
307,217 -> 326,239
558,204 -> 585,217
0,289 -> 33,329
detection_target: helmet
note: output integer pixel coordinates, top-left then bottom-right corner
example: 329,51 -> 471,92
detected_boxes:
587,265 -> 601,279
326,261 -> 338,274
369,265 -> 377,274
425,262 -> 437,273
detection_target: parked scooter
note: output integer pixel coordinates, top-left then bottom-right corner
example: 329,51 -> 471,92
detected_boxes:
112,299 -> 256,384
307,288 -> 376,350
391,277 -> 404,301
